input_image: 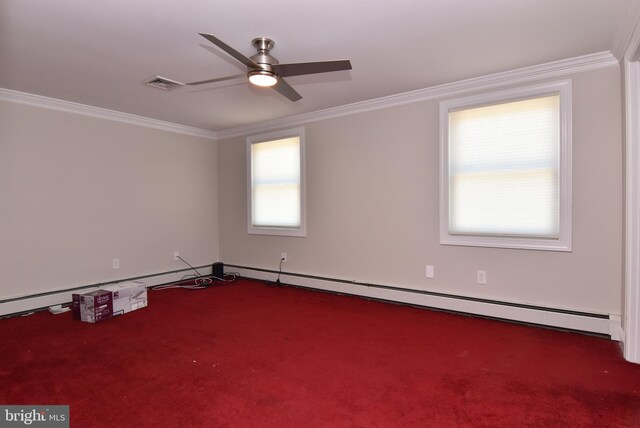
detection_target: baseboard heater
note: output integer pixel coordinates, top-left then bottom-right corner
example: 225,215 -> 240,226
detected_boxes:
226,264 -> 621,340
0,264 -> 215,318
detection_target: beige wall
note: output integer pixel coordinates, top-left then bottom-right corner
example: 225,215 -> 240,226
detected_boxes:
218,66 -> 623,315
0,65 -> 623,317
0,101 -> 219,300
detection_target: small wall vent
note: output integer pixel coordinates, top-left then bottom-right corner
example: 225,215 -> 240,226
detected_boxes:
144,76 -> 184,91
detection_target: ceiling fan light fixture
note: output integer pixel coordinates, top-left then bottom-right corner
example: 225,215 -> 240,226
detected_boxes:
248,70 -> 278,87
181,33 -> 352,101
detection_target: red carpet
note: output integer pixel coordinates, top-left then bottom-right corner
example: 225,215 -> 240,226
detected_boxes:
1,278 -> 639,427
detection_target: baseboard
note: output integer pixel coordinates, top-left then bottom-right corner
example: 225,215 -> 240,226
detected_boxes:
0,265 -> 213,317
228,265 -> 620,339
617,324 -> 626,355
609,315 -> 624,341
7,264 -> 620,339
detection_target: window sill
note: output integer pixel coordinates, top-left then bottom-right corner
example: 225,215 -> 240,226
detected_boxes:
248,226 -> 306,237
440,234 -> 572,252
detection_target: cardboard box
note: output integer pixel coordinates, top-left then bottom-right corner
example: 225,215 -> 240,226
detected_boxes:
79,290 -> 113,323
72,281 -> 147,322
104,281 -> 147,316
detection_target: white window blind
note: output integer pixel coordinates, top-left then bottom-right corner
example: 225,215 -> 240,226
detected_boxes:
250,136 -> 301,229
440,80 -> 571,251
448,95 -> 560,238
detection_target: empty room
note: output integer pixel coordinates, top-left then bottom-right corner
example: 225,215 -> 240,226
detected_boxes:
2,1 -> 640,426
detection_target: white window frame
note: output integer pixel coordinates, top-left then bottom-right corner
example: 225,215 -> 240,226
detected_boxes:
247,127 -> 306,237
439,80 -> 572,251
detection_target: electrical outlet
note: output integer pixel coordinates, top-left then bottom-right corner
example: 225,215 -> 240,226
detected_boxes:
477,270 -> 487,285
281,252 -> 287,263
426,265 -> 434,278
173,251 -> 180,261
112,258 -> 120,270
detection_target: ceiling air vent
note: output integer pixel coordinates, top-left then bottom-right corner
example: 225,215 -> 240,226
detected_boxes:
144,76 -> 184,91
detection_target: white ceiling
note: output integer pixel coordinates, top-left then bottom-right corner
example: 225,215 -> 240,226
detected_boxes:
0,0 -> 634,132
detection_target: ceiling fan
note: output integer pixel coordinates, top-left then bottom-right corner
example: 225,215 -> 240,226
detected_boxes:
183,33 -> 352,102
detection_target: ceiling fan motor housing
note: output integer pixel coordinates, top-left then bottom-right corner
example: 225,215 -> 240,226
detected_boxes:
250,37 -> 279,71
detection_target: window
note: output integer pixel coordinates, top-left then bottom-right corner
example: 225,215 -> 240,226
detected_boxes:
439,81 -> 572,251
247,127 -> 306,236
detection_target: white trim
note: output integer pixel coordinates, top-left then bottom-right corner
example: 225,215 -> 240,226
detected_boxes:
0,88 -> 218,140
610,315 -> 624,341
229,266 -> 617,337
0,267 -> 212,317
438,80 -> 572,252
624,59 -> 640,363
217,51 -> 617,139
246,127 -> 307,237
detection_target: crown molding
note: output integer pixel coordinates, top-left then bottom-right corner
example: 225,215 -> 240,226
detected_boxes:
217,51 -> 618,139
613,0 -> 640,61
1,50 -> 618,142
0,88 -> 218,141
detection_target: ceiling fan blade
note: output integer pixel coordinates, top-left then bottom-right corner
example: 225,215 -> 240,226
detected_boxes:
273,78 -> 302,102
186,74 -> 245,86
272,60 -> 352,77
198,33 -> 259,69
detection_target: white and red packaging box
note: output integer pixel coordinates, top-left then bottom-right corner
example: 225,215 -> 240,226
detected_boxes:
104,281 -> 147,316
79,290 -> 113,323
